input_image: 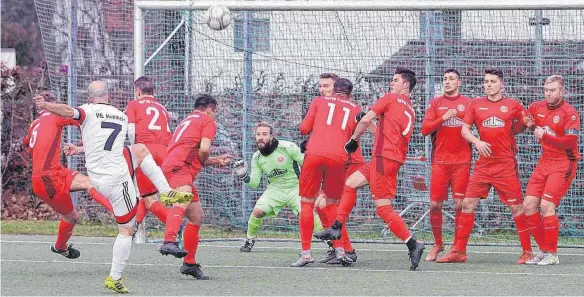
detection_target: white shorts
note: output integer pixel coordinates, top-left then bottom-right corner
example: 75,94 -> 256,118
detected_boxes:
95,174 -> 138,227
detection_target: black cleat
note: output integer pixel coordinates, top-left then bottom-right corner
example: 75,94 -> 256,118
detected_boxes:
409,242 -> 425,271
51,243 -> 80,259
320,249 -> 336,263
346,250 -> 358,263
180,263 -> 209,280
240,239 -> 255,252
314,227 -> 341,241
159,241 -> 187,258
325,239 -> 333,249
325,255 -> 353,267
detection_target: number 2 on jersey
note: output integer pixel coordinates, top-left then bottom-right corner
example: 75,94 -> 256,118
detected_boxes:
326,103 -> 351,129
146,106 -> 171,132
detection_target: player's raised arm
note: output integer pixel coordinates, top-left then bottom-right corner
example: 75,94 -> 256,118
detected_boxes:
299,99 -> 318,135
234,152 -> 262,188
34,94 -> 76,118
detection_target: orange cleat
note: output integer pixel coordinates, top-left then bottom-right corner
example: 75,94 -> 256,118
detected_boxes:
436,249 -> 468,263
425,245 -> 445,262
516,251 -> 533,264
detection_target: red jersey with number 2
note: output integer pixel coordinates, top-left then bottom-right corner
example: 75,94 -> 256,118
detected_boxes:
300,95 -> 362,163
164,112 -> 217,171
126,96 -> 172,145
370,93 -> 415,164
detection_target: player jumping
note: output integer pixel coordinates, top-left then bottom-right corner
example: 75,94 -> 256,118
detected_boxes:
315,67 -> 426,271
420,69 -> 472,261
522,75 -> 580,265
437,68 -> 535,264
232,122 -> 324,252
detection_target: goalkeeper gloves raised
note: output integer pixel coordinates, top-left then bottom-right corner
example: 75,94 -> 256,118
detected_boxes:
355,111 -> 367,122
300,139 -> 308,153
232,159 -> 250,182
344,138 -> 359,153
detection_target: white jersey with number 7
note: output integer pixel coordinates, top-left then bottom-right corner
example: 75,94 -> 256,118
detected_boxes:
74,103 -> 129,185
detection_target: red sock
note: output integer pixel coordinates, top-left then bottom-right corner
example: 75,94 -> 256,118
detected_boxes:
88,188 -> 113,213
341,225 -> 354,252
453,209 -> 462,246
136,199 -> 147,223
315,206 -> 330,228
375,205 -> 410,241
454,212 -> 475,252
543,214 -> 559,253
526,212 -> 545,249
430,208 -> 443,246
55,219 -> 76,250
183,223 -> 200,264
513,213 -> 532,253
164,206 -> 186,242
300,201 -> 315,251
321,204 -> 344,248
149,200 -> 169,223
336,186 -> 357,224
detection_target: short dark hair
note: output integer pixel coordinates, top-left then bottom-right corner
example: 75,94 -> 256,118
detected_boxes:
134,76 -> 155,95
395,67 -> 416,92
484,67 -> 503,80
443,68 -> 461,79
193,94 -> 218,110
333,78 -> 353,96
319,73 -> 339,81
256,122 -> 274,135
40,91 -> 57,103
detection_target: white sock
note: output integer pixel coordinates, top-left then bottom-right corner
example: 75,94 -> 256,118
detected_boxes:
139,154 -> 171,193
109,234 -> 133,280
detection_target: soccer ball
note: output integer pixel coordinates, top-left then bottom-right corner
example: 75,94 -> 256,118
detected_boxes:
205,5 -> 231,31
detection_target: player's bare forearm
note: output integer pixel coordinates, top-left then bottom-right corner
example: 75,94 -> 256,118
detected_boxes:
366,122 -> 376,135
199,150 -> 210,165
352,110 -> 376,141
44,102 -> 75,118
461,124 -> 480,144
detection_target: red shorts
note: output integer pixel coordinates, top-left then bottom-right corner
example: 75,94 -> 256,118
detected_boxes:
430,163 -> 470,202
465,158 -> 522,205
299,154 -> 345,199
134,143 -> 168,197
31,167 -> 79,215
161,162 -> 201,202
368,157 -> 401,200
525,158 -> 578,206
345,162 -> 368,180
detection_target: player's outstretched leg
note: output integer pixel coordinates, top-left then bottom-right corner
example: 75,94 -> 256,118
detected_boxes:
51,209 -> 81,259
241,208 -> 264,252
179,201 -> 209,279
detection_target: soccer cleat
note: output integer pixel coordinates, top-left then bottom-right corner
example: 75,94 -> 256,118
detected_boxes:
516,251 -> 533,264
159,241 -> 187,258
346,250 -> 358,263
240,239 -> 255,252
314,227 -> 341,241
408,242 -> 425,271
525,250 -> 546,265
104,276 -> 129,294
326,254 -> 354,267
51,243 -> 80,259
180,263 -> 210,280
425,245 -> 445,262
160,190 -> 193,206
436,249 -> 468,263
537,253 -> 559,266
290,255 -> 315,267
325,239 -> 333,249
320,249 -> 336,263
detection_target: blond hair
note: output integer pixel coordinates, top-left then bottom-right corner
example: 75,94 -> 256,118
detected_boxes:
544,75 -> 565,89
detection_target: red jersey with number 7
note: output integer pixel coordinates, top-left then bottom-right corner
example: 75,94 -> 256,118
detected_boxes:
164,111 -> 217,171
370,93 -> 415,164
300,95 -> 362,163
126,96 -> 172,145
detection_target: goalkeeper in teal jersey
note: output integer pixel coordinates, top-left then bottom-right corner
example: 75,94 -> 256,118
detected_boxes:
233,122 -> 324,252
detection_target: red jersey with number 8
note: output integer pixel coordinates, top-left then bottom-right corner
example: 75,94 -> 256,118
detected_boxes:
300,95 -> 362,163
126,96 -> 172,145
370,93 -> 415,164
164,112 -> 217,171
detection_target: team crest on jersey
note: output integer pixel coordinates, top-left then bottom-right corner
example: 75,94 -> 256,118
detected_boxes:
277,155 -> 285,164
443,117 -> 464,127
571,115 -> 577,121
553,116 -> 560,124
457,104 -> 465,112
500,106 -> 508,113
482,116 -> 505,128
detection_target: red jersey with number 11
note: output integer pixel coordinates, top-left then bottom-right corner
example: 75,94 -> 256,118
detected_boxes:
126,96 -> 172,145
370,93 -> 415,164
165,112 -> 217,171
300,95 -> 362,163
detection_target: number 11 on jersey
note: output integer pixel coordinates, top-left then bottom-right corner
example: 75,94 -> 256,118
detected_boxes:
326,102 -> 351,130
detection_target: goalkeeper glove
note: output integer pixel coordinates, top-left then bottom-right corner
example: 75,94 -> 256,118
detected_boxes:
232,159 -> 249,181
344,138 -> 358,153
355,111 -> 367,122
300,139 -> 308,153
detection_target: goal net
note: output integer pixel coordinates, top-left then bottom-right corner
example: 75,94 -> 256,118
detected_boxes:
34,0 -> 584,245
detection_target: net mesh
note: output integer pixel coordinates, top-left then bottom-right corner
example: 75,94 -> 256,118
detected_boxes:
34,0 -> 584,244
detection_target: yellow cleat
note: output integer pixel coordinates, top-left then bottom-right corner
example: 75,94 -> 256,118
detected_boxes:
160,190 -> 193,206
104,276 -> 129,294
